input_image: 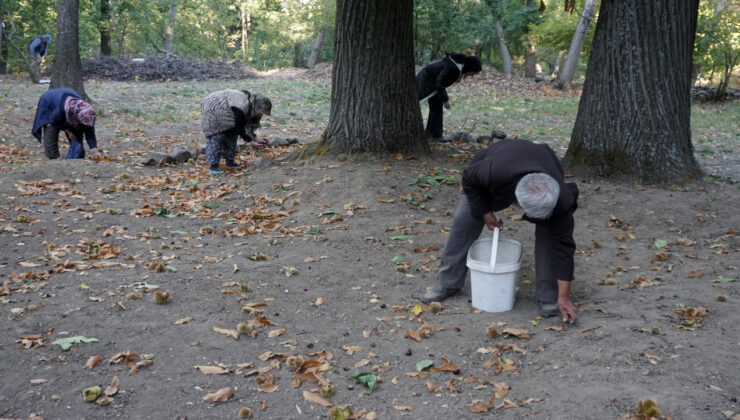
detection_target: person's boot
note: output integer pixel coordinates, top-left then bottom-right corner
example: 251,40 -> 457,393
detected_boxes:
209,164 -> 225,175
421,284 -> 461,303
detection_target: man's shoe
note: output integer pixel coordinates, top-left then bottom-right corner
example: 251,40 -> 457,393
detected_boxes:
539,302 -> 559,317
422,284 -> 461,303
209,168 -> 225,176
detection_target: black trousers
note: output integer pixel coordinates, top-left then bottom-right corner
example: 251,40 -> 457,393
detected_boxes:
424,94 -> 444,139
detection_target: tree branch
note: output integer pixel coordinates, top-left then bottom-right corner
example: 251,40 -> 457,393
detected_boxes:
2,12 -> 40,83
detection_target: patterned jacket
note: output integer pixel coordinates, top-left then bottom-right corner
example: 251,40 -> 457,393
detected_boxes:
200,89 -> 252,137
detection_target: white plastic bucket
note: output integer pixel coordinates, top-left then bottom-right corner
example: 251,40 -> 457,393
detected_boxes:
466,228 -> 522,313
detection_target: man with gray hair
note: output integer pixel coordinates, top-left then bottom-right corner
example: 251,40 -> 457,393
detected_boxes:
422,138 -> 579,323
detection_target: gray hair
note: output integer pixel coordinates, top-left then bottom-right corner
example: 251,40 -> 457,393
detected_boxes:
251,94 -> 272,116
515,173 -> 560,219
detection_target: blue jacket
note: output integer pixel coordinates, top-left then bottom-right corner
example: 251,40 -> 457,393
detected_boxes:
27,36 -> 49,56
31,88 -> 97,149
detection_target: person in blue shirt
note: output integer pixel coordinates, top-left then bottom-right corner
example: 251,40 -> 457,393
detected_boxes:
27,34 -> 52,63
31,88 -> 103,160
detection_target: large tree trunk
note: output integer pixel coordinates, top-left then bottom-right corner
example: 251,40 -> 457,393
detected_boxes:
494,19 -> 512,77
50,0 -> 87,98
99,0 -> 111,56
564,0 -> 701,183
164,0 -> 177,53
322,0 -> 427,155
554,0 -> 597,90
240,0 -> 251,60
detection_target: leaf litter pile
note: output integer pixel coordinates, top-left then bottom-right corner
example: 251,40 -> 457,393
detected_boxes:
0,79 -> 739,419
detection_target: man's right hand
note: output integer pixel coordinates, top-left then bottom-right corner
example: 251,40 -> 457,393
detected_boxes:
252,137 -> 267,148
483,211 -> 503,230
443,101 -> 451,110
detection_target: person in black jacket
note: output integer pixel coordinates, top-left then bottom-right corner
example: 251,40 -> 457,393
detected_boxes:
416,53 -> 482,141
421,138 -> 579,323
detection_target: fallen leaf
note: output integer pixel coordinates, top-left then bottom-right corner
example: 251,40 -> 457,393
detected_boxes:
302,390 -> 332,407
213,326 -> 240,340
341,345 -> 362,355
405,329 -> 421,342
393,405 -> 413,412
411,304 -> 423,316
105,376 -> 119,397
174,317 -> 193,325
30,379 -> 47,385
195,365 -> 230,374
314,297 -> 325,306
203,386 -> 234,402
686,271 -> 704,278
578,325 -> 602,334
502,328 -> 532,339
268,328 -> 286,338
84,355 -> 102,369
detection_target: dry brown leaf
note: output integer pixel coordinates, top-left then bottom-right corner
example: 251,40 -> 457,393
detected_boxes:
393,405 -> 413,412
302,390 -> 332,407
377,198 -> 395,203
314,297 -> 325,306
84,355 -> 102,369
546,325 -> 568,332
578,325 -> 602,334
213,326 -> 240,340
425,380 -> 439,393
304,257 -> 321,263
469,396 -> 495,413
354,359 -> 370,368
174,317 -> 193,325
342,345 -> 362,355
686,270 -> 704,278
267,328 -> 287,338
203,386 -> 234,402
195,365 -> 230,374
502,328 -> 531,339
405,329 -> 421,342
105,376 -> 119,397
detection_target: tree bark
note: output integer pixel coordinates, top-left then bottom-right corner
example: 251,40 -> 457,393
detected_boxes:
50,0 -> 87,98
524,44 -> 536,78
564,0 -> 701,183
99,0 -> 111,56
307,0 -> 332,69
494,19 -> 512,77
0,21 -> 5,74
164,0 -> 177,53
322,0 -> 427,155
240,0 -> 251,61
2,18 -> 40,82
554,0 -> 597,90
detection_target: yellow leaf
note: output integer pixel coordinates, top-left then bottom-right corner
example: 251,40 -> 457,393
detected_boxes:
411,304 -> 423,317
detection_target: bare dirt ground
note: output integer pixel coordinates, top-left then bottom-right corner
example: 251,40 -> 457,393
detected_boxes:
0,73 -> 739,420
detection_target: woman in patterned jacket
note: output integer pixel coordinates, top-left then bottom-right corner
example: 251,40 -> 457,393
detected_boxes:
200,89 -> 272,175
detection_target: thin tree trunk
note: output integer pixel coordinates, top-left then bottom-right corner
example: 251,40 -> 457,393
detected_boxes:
307,0 -> 331,69
524,44 -> 536,78
564,0 -> 700,182
2,18 -> 40,82
307,31 -> 325,69
494,19 -> 512,77
322,0 -> 427,155
99,0 -> 111,56
550,50 -> 563,77
0,21 -> 5,74
164,0 -> 177,53
50,0 -> 87,98
554,0 -> 597,90
240,0 -> 251,61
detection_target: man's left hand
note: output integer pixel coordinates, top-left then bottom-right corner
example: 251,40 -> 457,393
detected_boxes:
90,148 -> 103,160
557,279 -> 577,323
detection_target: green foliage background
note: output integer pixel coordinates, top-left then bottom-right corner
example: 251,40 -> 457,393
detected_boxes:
0,0 -> 737,86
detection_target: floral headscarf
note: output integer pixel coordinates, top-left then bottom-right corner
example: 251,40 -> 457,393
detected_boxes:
64,97 -> 96,128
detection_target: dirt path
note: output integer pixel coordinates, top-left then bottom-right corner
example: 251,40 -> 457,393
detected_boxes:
0,77 -> 738,420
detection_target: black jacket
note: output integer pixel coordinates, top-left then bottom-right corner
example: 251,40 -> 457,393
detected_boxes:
416,53 -> 467,103
461,138 -> 578,220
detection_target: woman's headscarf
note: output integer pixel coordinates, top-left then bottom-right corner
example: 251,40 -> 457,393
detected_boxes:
64,97 -> 96,129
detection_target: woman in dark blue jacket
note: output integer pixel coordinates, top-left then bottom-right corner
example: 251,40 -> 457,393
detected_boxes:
416,53 -> 482,140
31,88 -> 102,160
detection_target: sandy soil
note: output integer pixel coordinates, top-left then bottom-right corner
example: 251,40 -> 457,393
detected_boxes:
0,77 -> 739,420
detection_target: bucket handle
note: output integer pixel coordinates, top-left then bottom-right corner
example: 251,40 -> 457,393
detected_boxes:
489,227 -> 499,270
